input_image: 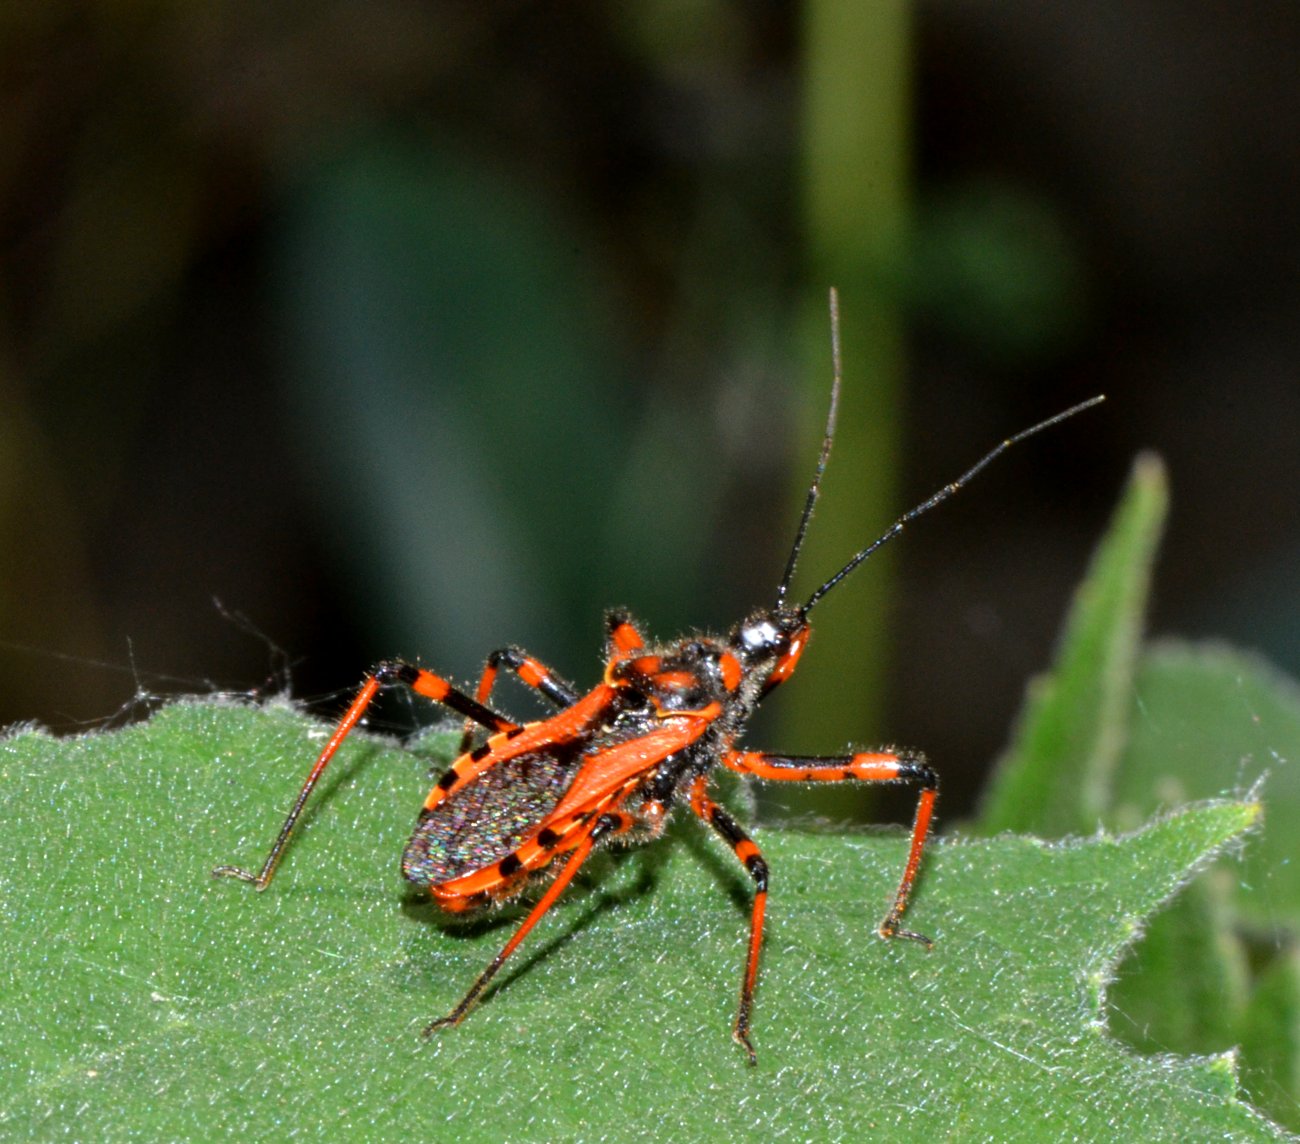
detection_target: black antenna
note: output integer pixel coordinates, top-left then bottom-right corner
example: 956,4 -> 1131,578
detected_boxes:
800,393 -> 1106,615
775,287 -> 843,607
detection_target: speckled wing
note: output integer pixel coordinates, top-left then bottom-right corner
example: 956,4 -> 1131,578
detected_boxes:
402,739 -> 589,886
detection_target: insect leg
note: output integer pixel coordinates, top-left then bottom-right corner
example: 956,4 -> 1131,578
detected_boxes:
424,811 -> 628,1034
213,661 -> 518,891
457,646 -> 581,755
605,609 -> 646,657
724,749 -> 938,945
688,775 -> 768,1065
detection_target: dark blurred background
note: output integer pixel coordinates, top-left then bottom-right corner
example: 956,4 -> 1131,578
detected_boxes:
2,3 -> 1297,819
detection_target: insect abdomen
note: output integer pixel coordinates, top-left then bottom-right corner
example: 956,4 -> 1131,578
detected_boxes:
402,747 -> 580,887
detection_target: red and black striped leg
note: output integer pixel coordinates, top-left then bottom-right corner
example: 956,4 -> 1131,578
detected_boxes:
457,646 -> 580,755
213,660 -> 519,891
688,776 -> 769,1066
723,749 -> 938,946
424,811 -> 630,1034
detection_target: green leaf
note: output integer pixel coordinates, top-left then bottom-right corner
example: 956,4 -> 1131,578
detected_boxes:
1239,948 -> 1300,1130
979,452 -> 1168,836
1106,640 -> 1300,1131
1108,866 -> 1251,1055
1114,640 -> 1300,929
0,703 -> 1287,1140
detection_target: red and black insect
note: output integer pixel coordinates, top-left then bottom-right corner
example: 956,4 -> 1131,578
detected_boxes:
214,293 -> 1102,1062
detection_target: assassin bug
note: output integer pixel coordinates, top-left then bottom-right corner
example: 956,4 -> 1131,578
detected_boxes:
214,291 -> 1102,1062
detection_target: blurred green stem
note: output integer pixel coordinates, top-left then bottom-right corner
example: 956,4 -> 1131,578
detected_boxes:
781,2 -> 910,785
